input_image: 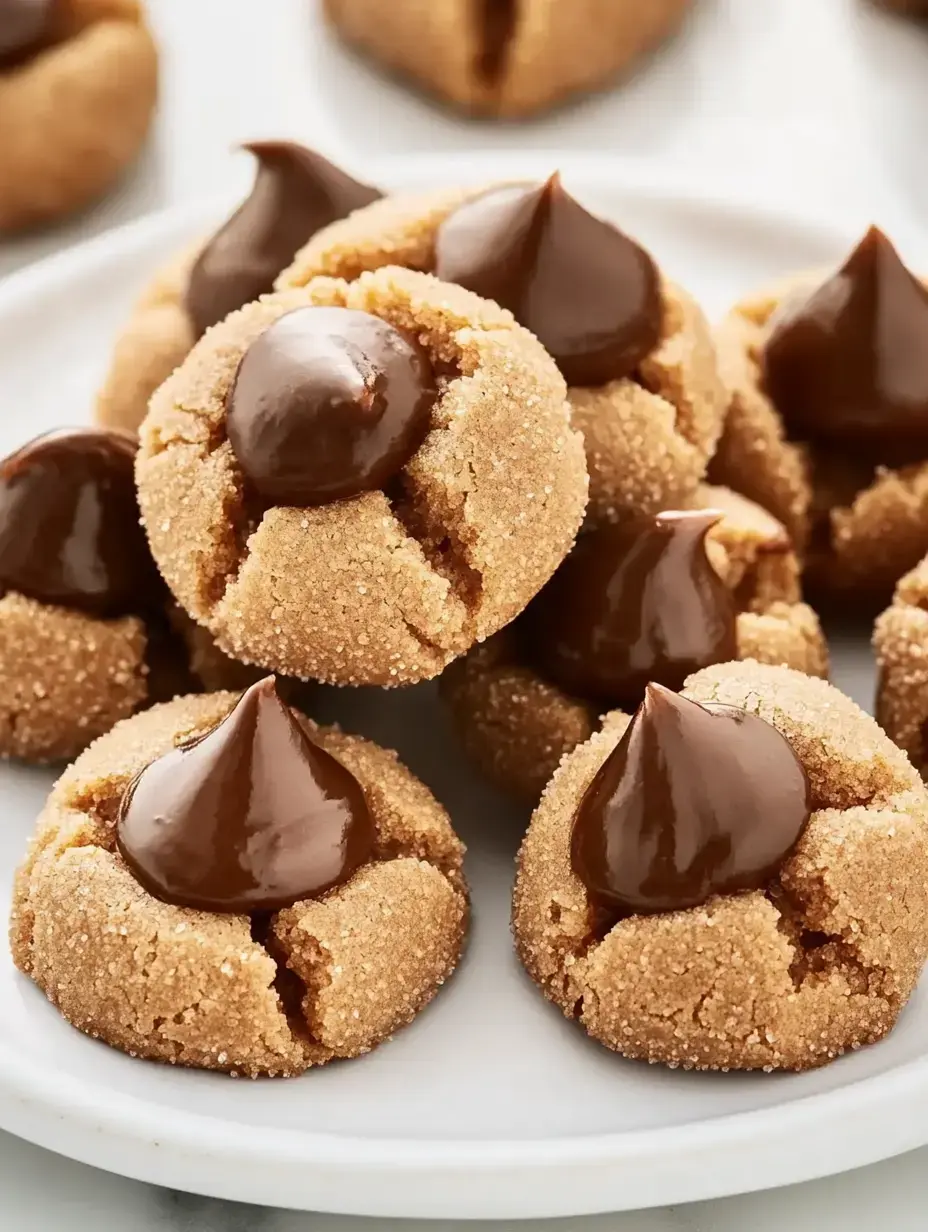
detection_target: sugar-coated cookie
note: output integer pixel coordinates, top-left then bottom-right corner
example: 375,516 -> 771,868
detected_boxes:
875,552 -> 928,774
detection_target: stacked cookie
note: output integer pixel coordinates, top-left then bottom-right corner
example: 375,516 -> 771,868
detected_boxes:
8,147 -> 928,1078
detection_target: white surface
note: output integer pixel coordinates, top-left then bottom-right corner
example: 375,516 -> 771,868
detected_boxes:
0,155 -> 918,1220
2,0 -> 928,1227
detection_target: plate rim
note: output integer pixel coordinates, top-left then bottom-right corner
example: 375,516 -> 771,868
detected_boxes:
0,151 -> 914,1217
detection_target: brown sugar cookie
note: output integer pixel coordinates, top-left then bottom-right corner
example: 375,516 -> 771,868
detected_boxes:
513,661 -> 928,1071
95,143 -> 382,434
10,679 -> 467,1076
442,486 -> 827,801
874,553 -> 928,773
280,177 -> 726,526
710,226 -> 928,600
136,264 -> 588,686
323,0 -> 692,118
0,0 -> 158,233
0,427 -> 275,764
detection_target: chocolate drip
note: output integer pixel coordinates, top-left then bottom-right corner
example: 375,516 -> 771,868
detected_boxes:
525,511 -> 737,707
571,684 -> 811,922
117,677 -> 376,913
185,142 -> 381,337
227,306 -> 436,507
435,174 -> 662,387
763,226 -> 928,451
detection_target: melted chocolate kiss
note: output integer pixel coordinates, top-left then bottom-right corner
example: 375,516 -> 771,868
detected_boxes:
185,142 -> 381,338
0,428 -> 164,617
0,0 -> 52,64
524,511 -> 737,708
227,306 -> 436,506
434,174 -> 662,387
116,677 -> 376,913
571,684 -> 811,921
763,226 -> 928,449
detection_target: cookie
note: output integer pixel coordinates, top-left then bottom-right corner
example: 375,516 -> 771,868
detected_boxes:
10,678 -> 468,1076
0,0 -> 158,232
96,142 -> 381,434
136,264 -> 588,686
322,0 -> 692,117
0,427 -> 271,763
513,661 -> 928,1070
443,486 -> 827,800
279,176 -> 726,526
711,226 -> 928,600
874,552 -> 928,774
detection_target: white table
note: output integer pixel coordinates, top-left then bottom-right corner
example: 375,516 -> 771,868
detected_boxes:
3,0 -> 928,1225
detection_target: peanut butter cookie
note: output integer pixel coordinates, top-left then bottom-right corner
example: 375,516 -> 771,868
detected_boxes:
10,679 -> 468,1076
875,552 -> 928,774
280,176 -> 726,526
711,226 -> 928,600
443,487 -> 827,801
513,661 -> 928,1070
96,142 -> 381,434
0,0 -> 157,232
136,264 -> 588,686
323,0 -> 693,117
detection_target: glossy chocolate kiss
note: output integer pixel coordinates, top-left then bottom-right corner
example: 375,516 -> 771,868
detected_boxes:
0,428 -> 164,617
227,306 -> 436,506
116,677 -> 376,913
434,174 -> 662,387
185,142 -> 381,337
525,511 -> 737,708
0,0 -> 52,64
763,226 -> 928,448
571,684 -> 811,921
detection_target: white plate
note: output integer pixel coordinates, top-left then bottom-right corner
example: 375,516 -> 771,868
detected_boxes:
0,152 -> 912,1219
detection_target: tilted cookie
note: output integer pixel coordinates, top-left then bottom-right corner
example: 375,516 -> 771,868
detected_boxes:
443,486 -> 827,801
0,0 -> 157,232
711,226 -> 928,599
96,142 -> 381,434
136,264 -> 588,685
279,175 -> 726,526
11,679 -> 467,1076
513,661 -> 928,1071
0,427 -> 274,763
323,0 -> 693,117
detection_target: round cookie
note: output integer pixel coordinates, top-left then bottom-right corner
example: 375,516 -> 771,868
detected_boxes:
442,486 -> 828,801
322,0 -> 692,117
874,553 -> 928,774
136,264 -> 588,686
95,142 -> 381,435
0,0 -> 158,232
513,661 -> 928,1071
710,226 -> 928,600
10,682 -> 468,1076
278,177 -> 727,527
0,427 -> 272,763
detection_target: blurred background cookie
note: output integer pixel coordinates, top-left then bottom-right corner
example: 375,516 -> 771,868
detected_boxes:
0,0 -> 158,233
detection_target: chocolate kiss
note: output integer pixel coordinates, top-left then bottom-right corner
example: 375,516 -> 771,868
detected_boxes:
434,173 -> 662,387
763,226 -> 928,449
185,142 -> 382,337
525,510 -> 737,707
116,677 -> 376,913
0,428 -> 164,618
571,684 -> 811,921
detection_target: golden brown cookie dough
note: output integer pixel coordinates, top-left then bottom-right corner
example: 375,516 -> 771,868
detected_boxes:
874,553 -> 928,774
0,0 -> 158,233
11,690 -> 467,1076
323,0 -> 692,117
280,186 -> 726,526
710,261 -> 928,600
137,264 -> 588,686
442,487 -> 828,801
513,661 -> 928,1071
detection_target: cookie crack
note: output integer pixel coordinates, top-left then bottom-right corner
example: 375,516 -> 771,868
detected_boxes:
473,0 -> 518,86
249,914 -> 328,1055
